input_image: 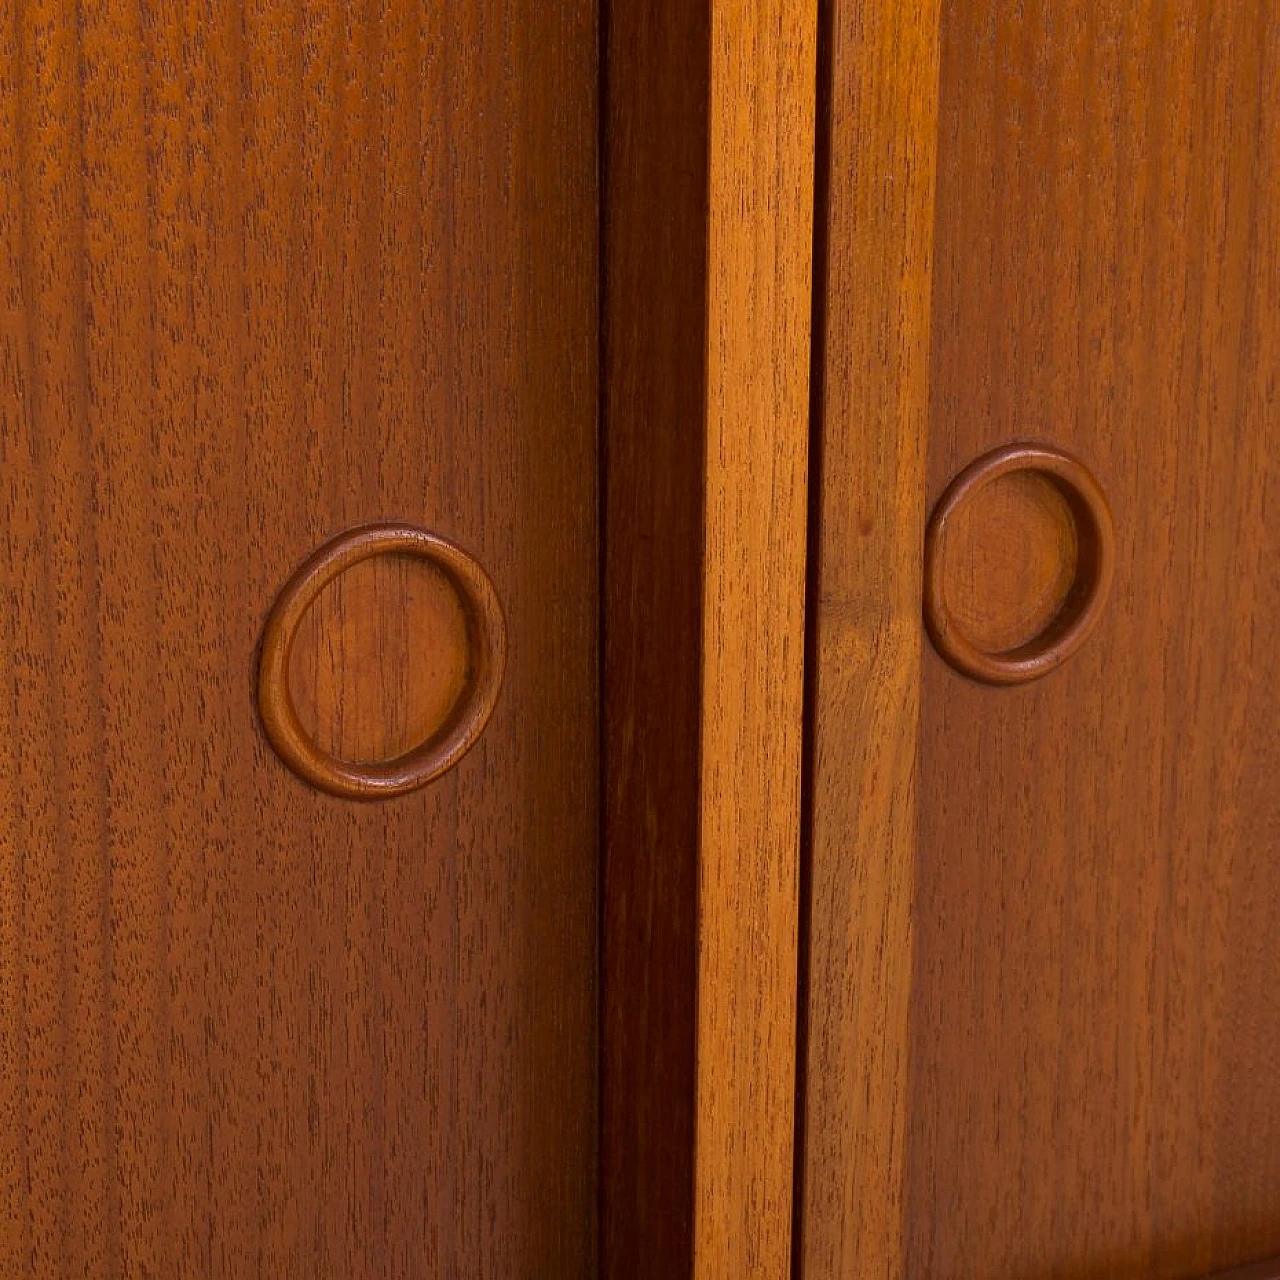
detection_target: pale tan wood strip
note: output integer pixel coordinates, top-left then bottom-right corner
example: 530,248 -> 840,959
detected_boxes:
695,3 -> 818,1276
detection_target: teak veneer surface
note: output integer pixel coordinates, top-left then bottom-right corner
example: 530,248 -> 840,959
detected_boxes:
0,2 -> 598,1275
796,0 -> 943,1273
914,2 -> 1280,1274
802,1 -> 1280,1278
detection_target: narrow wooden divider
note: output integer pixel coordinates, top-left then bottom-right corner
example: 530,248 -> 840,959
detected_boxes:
601,2 -> 818,1276
794,0 -> 944,1277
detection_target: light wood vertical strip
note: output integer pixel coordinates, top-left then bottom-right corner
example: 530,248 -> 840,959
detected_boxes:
695,3 -> 817,1276
797,0 -> 942,1276
600,2 -> 709,1272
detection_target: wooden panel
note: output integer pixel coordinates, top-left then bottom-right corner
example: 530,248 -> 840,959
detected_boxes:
910,2 -> 1280,1278
601,1 -> 816,1275
0,1 -> 598,1275
794,0 -> 943,1274
802,1 -> 1280,1277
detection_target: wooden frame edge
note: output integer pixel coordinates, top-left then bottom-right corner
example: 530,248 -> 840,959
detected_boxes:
694,2 -> 818,1276
601,1 -> 817,1275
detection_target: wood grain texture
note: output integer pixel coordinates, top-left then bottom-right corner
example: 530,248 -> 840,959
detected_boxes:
804,2 -> 1280,1274
923,443 -> 1115,686
911,1 -> 1280,1277
1202,1261 -> 1280,1280
259,524 -> 507,799
601,1 -> 815,1276
795,0 -> 942,1274
932,468 -> 1080,654
289,551 -> 471,765
695,4 -> 816,1275
0,1 -> 598,1275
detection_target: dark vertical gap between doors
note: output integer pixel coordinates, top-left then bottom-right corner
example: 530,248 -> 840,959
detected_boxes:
792,0 -> 835,1273
597,0 -> 713,1272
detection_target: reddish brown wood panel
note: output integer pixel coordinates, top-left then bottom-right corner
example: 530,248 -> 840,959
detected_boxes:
801,0 -> 1280,1276
0,2 -> 598,1276
911,2 -> 1280,1277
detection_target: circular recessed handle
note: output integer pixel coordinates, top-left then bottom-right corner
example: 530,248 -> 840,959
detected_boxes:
258,523 -> 506,798
924,443 -> 1115,686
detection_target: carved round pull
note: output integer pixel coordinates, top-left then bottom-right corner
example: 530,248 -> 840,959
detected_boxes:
258,523 -> 506,798
924,443 -> 1115,686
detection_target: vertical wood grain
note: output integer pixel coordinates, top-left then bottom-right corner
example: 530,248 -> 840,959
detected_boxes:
804,1 -> 1280,1274
601,2 -> 815,1276
910,1 -> 1280,1276
0,2 -> 599,1276
795,0 -> 942,1276
695,5 -> 816,1276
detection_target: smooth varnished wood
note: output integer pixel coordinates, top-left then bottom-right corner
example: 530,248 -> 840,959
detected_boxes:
696,5 -> 816,1275
929,468 -> 1079,653
911,1 -> 1280,1274
1202,1260 -> 1280,1280
795,0 -> 943,1275
601,0 -> 816,1275
258,524 -> 506,799
805,0 -> 1280,1270
0,1 -> 598,1274
601,1 -> 709,1268
808,0 -> 1280,1274
289,548 -> 472,764
804,0 -> 1280,1274
923,443 -> 1115,685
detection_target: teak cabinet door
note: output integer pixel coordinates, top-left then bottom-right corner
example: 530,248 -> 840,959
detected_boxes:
0,2 -> 598,1276
800,2 -> 1280,1279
